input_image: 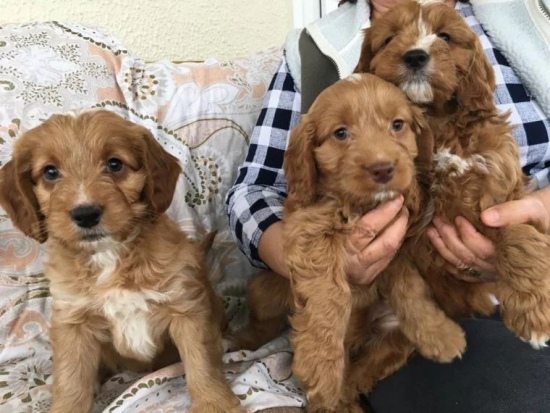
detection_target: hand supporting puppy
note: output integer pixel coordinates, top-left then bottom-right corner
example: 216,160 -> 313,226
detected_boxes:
346,195 -> 409,285
426,187 -> 550,282
258,196 -> 408,284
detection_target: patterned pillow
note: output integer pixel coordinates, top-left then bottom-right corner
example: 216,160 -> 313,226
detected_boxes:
0,21 -> 289,412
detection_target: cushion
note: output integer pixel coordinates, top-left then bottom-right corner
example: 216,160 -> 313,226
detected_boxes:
0,21 -> 306,412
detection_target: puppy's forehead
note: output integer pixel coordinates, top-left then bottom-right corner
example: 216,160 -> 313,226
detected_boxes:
25,111 -> 140,156
313,75 -> 412,121
377,2 -> 463,33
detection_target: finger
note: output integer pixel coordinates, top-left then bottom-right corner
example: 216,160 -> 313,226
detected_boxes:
432,217 -> 477,266
426,225 -> 465,269
482,197 -> 546,230
349,255 -> 393,285
455,216 -> 496,261
349,195 -> 404,251
429,225 -> 496,277
355,209 -> 408,267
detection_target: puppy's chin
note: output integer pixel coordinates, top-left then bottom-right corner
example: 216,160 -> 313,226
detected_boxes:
80,230 -> 108,242
400,80 -> 434,104
345,176 -> 410,206
371,190 -> 400,203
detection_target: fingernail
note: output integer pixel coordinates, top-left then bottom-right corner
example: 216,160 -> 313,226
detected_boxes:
483,209 -> 500,225
433,216 -> 442,227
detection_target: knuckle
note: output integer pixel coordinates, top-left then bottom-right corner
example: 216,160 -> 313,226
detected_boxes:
355,222 -> 377,238
382,238 -> 401,253
477,246 -> 494,260
462,253 -> 477,266
357,253 -> 373,268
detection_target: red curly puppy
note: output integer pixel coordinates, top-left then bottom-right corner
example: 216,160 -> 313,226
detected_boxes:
355,0 -> 550,351
0,110 -> 243,413
233,73 -> 464,412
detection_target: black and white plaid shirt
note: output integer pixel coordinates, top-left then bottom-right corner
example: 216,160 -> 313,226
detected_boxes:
225,2 -> 550,268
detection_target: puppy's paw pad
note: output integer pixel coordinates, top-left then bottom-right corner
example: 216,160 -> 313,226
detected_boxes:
528,332 -> 549,349
503,302 -> 550,348
417,323 -> 466,363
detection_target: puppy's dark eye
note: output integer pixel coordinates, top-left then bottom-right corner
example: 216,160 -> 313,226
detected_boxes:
43,165 -> 59,181
106,158 -> 123,172
437,32 -> 451,42
384,36 -> 394,46
333,127 -> 348,140
391,119 -> 404,132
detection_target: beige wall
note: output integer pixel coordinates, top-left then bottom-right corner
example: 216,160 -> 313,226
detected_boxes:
3,0 -> 294,61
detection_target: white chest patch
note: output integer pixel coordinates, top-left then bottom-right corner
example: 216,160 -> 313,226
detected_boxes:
87,238 -> 123,285
102,289 -> 170,360
91,250 -> 119,285
434,149 -> 489,177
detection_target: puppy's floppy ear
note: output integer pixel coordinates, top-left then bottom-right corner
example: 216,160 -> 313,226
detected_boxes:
0,148 -> 47,243
410,106 -> 434,174
456,39 -> 496,113
140,128 -> 182,214
283,114 -> 318,213
354,28 -> 373,73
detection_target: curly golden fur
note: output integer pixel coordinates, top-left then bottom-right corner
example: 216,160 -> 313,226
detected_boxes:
233,74 -> 460,412
354,0 -> 550,370
0,110 -> 243,413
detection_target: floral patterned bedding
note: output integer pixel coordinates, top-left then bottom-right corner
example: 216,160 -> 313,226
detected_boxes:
0,22 -> 305,412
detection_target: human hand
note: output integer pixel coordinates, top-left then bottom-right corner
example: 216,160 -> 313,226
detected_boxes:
426,216 -> 498,282
426,187 -> 550,282
481,189 -> 550,234
345,196 -> 409,285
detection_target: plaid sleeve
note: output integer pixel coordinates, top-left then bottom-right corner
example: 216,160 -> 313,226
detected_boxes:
459,2 -> 550,189
225,57 -> 301,268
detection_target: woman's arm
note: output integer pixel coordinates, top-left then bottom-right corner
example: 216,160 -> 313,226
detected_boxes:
225,58 -> 301,269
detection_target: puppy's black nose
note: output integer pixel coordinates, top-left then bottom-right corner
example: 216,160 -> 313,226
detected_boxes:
70,204 -> 103,228
367,162 -> 395,184
403,49 -> 430,69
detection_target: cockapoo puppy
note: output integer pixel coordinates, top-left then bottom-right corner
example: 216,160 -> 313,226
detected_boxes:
235,73 -> 449,412
354,0 -> 550,374
0,110 -> 244,413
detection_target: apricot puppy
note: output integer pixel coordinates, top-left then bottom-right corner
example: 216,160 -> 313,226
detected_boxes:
356,0 -> 550,348
235,74 -> 457,412
0,110 -> 244,413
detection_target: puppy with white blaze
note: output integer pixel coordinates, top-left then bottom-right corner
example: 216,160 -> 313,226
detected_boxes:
0,110 -> 244,413
355,0 -> 550,353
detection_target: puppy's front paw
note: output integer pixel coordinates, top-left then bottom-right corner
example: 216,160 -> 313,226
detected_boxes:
415,320 -> 466,363
502,300 -> 550,350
